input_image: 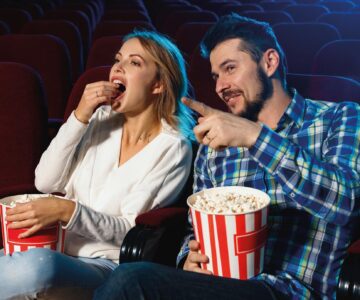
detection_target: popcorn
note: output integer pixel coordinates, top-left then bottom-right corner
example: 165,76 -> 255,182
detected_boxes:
193,191 -> 266,214
7,194 -> 50,207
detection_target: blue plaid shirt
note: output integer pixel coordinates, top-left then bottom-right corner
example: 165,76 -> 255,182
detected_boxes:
177,91 -> 360,299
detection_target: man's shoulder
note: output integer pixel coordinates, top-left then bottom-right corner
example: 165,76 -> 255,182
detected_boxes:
304,97 -> 360,117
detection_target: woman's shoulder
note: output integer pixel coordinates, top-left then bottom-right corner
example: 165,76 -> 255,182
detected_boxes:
160,119 -> 192,150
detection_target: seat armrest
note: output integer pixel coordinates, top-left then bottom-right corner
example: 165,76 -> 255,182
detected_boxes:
348,239 -> 360,254
120,207 -> 188,266
135,207 -> 188,227
337,239 -> 360,299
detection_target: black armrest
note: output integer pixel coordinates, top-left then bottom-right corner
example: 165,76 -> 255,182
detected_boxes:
337,239 -> 360,300
119,207 -> 188,266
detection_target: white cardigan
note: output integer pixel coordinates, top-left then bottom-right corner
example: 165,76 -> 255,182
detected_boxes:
35,106 -> 192,263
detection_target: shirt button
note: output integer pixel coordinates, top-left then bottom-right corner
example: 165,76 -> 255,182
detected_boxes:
290,192 -> 295,198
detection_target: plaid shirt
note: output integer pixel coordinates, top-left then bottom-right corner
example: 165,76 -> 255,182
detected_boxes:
177,91 -> 360,299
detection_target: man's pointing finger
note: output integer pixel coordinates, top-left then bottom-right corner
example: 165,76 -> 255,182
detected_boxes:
181,97 -> 215,117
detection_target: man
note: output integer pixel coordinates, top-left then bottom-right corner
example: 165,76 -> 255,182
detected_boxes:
94,14 -> 360,300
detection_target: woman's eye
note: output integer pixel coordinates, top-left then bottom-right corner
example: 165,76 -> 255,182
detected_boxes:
130,60 -> 141,67
113,58 -> 120,64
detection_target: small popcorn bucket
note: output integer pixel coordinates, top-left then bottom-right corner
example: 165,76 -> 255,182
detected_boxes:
187,186 -> 270,280
0,194 -> 66,255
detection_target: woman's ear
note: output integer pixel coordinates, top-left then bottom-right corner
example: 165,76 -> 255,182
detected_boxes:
262,49 -> 280,77
152,80 -> 164,95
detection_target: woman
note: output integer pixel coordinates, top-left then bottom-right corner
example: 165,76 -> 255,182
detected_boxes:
0,30 -> 195,299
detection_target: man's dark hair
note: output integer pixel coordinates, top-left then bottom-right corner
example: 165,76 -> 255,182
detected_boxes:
200,14 -> 287,87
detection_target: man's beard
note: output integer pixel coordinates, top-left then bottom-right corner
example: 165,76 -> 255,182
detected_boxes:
237,66 -> 273,122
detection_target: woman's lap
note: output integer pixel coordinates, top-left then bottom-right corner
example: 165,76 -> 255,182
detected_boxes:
0,248 -> 117,299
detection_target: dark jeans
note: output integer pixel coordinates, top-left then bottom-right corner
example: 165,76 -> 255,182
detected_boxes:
93,262 -> 279,300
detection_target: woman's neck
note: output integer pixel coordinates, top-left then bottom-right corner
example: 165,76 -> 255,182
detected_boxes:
122,109 -> 161,145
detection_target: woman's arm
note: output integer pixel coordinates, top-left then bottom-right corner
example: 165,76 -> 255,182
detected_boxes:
66,138 -> 193,245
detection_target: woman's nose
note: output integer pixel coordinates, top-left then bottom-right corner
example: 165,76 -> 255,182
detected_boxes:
113,61 -> 125,73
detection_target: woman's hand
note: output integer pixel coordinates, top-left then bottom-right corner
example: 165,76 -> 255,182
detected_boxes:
5,196 -> 76,238
183,240 -> 212,275
75,81 -> 120,124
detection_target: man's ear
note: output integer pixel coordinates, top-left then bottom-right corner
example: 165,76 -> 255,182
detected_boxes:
152,80 -> 164,95
262,49 -> 280,77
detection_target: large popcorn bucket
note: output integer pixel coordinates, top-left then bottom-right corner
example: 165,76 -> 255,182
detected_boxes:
187,187 -> 270,280
0,194 -> 66,255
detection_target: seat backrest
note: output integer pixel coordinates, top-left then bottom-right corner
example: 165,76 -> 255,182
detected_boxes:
101,9 -> 151,23
284,4 -> 330,22
92,20 -> 155,42
321,1 -> 356,12
0,21 -> 10,35
317,12 -> 360,39
86,36 -> 123,70
21,20 -> 84,82
151,4 -> 201,29
273,22 -> 340,74
312,40 -> 360,83
0,8 -> 32,32
64,66 -> 111,121
43,9 -> 92,56
0,34 -> 72,119
242,11 -> 294,25
259,1 -> 296,11
0,62 -> 48,189
160,11 -> 218,38
218,4 -> 263,16
189,48 -> 227,112
175,22 -> 215,59
287,73 -> 360,103
61,3 -> 97,31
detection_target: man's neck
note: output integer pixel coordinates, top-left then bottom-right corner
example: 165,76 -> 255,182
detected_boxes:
258,81 -> 292,129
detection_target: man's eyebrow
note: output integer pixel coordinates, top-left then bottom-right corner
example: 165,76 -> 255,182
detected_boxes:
219,59 -> 237,69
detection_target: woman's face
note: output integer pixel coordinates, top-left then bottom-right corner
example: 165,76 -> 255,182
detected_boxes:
109,38 -> 162,115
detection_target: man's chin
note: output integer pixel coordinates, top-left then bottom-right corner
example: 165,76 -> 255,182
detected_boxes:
228,106 -> 244,116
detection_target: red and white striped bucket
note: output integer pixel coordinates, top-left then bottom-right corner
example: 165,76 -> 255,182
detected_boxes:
0,194 -> 66,255
187,187 -> 270,280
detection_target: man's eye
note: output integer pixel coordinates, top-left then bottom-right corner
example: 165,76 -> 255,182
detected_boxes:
226,65 -> 235,72
212,74 -> 218,82
113,58 -> 120,64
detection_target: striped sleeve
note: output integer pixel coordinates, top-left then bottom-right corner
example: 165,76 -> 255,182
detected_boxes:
249,103 -> 360,225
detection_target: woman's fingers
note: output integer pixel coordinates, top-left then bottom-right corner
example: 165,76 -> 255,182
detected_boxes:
19,225 -> 43,239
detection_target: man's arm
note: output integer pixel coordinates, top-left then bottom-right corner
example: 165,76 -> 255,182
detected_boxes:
183,97 -> 360,226
249,103 -> 360,225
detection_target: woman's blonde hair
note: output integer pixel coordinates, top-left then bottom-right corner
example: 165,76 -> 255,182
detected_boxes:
123,30 -> 195,141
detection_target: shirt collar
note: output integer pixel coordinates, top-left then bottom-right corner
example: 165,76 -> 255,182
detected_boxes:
277,89 -> 306,131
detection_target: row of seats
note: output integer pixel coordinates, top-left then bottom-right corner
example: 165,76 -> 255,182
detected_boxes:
0,30 -> 358,121
1,60 -> 359,193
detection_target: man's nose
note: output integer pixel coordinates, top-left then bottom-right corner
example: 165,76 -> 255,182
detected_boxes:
215,76 -> 230,95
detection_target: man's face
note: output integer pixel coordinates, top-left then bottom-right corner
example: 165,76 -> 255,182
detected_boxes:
210,38 -> 273,121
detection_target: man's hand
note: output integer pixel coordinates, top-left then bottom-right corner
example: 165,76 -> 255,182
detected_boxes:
182,97 -> 262,149
183,240 -> 212,275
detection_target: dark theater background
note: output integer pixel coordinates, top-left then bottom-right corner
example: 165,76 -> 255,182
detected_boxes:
0,0 -> 359,299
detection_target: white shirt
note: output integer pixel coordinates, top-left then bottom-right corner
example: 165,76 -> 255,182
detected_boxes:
35,106 -> 192,263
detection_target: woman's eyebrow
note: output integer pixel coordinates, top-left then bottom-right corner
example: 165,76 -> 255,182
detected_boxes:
129,54 -> 145,61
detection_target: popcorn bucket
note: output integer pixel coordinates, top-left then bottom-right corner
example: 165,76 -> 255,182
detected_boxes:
187,187 -> 270,280
0,194 -> 66,255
